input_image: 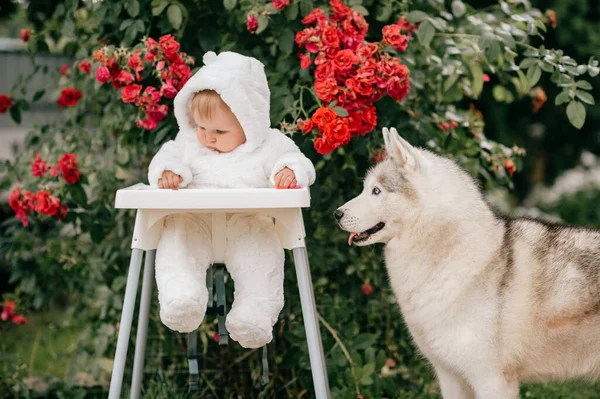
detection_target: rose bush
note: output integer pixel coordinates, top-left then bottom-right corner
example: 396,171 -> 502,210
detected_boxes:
1,0 -> 598,397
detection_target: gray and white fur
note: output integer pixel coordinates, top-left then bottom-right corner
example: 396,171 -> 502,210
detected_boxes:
336,127 -> 600,399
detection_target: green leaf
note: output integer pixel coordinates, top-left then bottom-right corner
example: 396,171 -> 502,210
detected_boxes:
516,69 -> 528,94
333,106 -> 348,117
486,41 -> 501,63
588,66 -> 599,77
127,0 -> 139,18
32,90 -> 45,102
451,0 -> 466,18
469,62 -> 484,98
61,18 -> 75,37
120,19 -> 134,31
443,72 -> 459,92
407,10 -> 429,23
566,101 -> 585,129
576,80 -> 592,90
351,5 -> 369,16
526,65 -> 542,89
70,183 -> 88,207
167,5 -> 183,30
152,1 -> 168,16
575,90 -> 595,105
478,33 -> 494,50
519,58 -> 538,69
284,2 -> 299,20
256,15 -> 269,35
375,2 -> 393,22
278,28 -> 295,55
416,20 -> 435,47
299,0 -> 315,16
223,0 -> 237,11
554,91 -> 570,106
9,105 -> 21,124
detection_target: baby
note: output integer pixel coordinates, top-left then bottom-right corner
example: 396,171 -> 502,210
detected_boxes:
147,51 -> 315,348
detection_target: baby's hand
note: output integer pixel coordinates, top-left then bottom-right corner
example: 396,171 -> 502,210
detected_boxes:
274,167 -> 299,189
158,170 -> 183,189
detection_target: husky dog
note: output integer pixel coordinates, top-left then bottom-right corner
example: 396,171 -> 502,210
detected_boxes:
335,127 -> 600,398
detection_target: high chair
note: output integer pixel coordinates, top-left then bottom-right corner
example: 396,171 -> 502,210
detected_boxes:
108,183 -> 331,398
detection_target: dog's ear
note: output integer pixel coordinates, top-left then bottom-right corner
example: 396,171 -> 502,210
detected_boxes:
382,127 -> 419,170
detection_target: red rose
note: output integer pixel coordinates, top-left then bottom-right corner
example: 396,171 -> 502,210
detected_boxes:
57,88 -> 82,108
346,77 -> 373,97
141,117 -> 158,130
145,37 -> 159,53
382,25 -> 409,52
439,122 -> 449,132
351,10 -> 369,36
59,64 -> 70,75
93,49 -> 104,62
95,66 -> 111,83
297,119 -> 315,133
9,187 -> 31,227
301,8 -> 326,25
121,84 -> 142,103
362,283 -> 373,295
314,135 -> 336,154
295,28 -> 315,47
58,153 -> 81,184
357,42 -> 380,61
20,29 -> 30,42
386,74 -> 410,102
168,62 -> 191,80
159,35 -> 180,58
483,73 -> 490,83
299,53 -> 311,70
322,26 -> 340,49
33,191 -> 57,216
315,78 -> 339,102
49,167 -> 60,177
347,111 -> 363,135
31,153 -> 48,177
57,205 -> 68,221
1,301 -> 15,321
145,52 -> 156,62
311,107 -> 338,130
11,315 -> 28,325
156,61 -> 165,71
160,83 -> 178,98
323,117 -> 351,146
137,86 -> 162,106
314,62 -> 334,80
397,17 -> 417,36
333,49 -> 359,74
145,104 -> 168,122
449,120 -> 458,129
247,14 -> 258,34
112,70 -> 134,89
78,60 -> 91,74
504,159 -> 516,176
272,0 -> 289,10
361,106 -> 377,133
0,94 -> 13,114
330,0 -> 351,20
128,53 -> 144,73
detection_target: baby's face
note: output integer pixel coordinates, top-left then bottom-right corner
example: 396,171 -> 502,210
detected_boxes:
194,104 -> 246,153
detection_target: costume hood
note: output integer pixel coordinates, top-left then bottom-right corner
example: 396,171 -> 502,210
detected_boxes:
173,51 -> 271,153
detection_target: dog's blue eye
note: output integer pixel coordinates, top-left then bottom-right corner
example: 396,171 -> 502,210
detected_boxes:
372,187 -> 381,195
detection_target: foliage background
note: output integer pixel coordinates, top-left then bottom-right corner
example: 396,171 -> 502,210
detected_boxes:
1,0 -> 600,398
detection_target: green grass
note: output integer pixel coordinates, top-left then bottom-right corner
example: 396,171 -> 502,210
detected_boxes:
0,308 -> 81,379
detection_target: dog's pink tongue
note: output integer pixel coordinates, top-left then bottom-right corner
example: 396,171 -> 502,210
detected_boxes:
348,233 -> 357,246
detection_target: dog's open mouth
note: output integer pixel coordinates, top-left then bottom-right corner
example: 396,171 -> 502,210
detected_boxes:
348,222 -> 385,245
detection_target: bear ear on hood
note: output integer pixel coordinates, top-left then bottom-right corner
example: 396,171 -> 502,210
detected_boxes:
172,51 -> 272,153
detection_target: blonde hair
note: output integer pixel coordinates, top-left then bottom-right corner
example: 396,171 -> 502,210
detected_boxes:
191,89 -> 231,122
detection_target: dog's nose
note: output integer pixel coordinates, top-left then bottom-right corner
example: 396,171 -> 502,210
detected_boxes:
334,209 -> 344,221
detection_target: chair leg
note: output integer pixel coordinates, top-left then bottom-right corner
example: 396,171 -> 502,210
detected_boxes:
130,249 -> 155,399
187,330 -> 200,392
109,249 -> 144,399
292,247 -> 331,399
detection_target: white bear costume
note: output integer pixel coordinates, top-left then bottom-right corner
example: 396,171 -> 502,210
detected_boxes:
147,51 -> 316,349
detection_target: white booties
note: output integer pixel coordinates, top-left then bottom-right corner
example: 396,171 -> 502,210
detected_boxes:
224,214 -> 285,348
155,214 -> 211,333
